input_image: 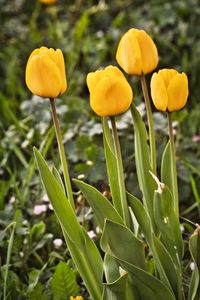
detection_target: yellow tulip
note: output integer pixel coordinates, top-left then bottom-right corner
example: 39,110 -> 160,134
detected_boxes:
116,28 -> 158,75
86,66 -> 133,116
25,47 -> 67,98
70,297 -> 84,300
150,69 -> 189,112
39,0 -> 57,4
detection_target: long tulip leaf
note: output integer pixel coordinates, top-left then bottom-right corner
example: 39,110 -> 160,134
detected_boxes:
101,219 -> 145,270
102,117 -> 123,217
34,148 -> 103,299
189,227 -> 200,300
73,179 -> 124,230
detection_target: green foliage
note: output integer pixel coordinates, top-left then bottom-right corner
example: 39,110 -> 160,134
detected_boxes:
51,261 -> 79,300
34,148 -> 103,300
0,0 -> 200,298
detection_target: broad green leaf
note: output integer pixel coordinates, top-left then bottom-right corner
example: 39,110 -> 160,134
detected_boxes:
102,117 -> 122,217
102,273 -> 128,300
104,254 -> 120,283
152,234 -> 183,299
34,147 -> 85,248
73,179 -> 124,230
63,228 -> 103,300
189,227 -> 200,300
161,140 -> 173,195
34,148 -> 103,299
127,192 -> 152,244
101,219 -> 145,270
119,260 -> 176,300
154,184 -> 184,262
130,104 -> 157,232
51,261 -> 79,300
102,273 -> 136,300
127,192 -> 182,298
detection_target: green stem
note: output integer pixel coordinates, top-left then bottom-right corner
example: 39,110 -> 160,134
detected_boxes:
167,112 -> 179,215
110,117 -> 130,228
140,74 -> 157,174
49,98 -> 75,210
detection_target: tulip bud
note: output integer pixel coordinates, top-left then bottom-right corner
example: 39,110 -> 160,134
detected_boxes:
86,66 -> 133,116
25,47 -> 67,98
39,0 -> 57,4
150,69 -> 189,112
116,28 -> 158,75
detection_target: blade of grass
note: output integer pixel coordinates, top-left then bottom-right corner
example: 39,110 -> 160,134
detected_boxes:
3,222 -> 16,300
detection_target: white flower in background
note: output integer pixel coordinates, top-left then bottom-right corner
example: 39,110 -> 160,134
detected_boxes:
33,204 -> 47,215
87,230 -> 96,239
53,238 -> 63,248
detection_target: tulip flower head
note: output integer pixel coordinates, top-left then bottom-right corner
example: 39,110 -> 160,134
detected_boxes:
86,66 -> 133,116
25,47 -> 67,98
116,28 -> 158,75
150,69 -> 189,112
39,0 -> 57,4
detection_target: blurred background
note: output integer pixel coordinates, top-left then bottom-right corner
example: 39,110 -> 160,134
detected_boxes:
0,0 -> 200,299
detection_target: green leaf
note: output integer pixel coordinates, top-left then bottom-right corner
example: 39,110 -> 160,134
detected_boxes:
73,179 -> 124,230
154,184 -> 184,262
28,263 -> 48,292
127,192 -> 182,298
51,261 -> 79,300
101,219 -> 146,270
63,229 -> 103,300
118,260 -> 176,300
29,283 -> 48,300
152,234 -> 182,299
102,273 -> 128,300
30,221 -> 45,241
161,140 -> 173,194
130,104 -> 157,232
33,147 -> 85,248
104,254 -> 120,284
189,226 -> 200,300
52,166 -> 65,192
102,117 -> 122,216
34,148 -> 103,300
127,192 -> 152,244
3,222 -> 16,300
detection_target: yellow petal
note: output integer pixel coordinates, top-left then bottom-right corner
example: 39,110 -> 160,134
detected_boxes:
150,73 -> 168,111
55,49 -> 67,94
86,70 -> 104,93
90,76 -> 133,116
116,29 -> 142,75
158,69 -> 178,88
104,65 -> 124,78
39,0 -> 57,4
26,53 -> 62,98
134,29 -> 158,74
167,73 -> 189,112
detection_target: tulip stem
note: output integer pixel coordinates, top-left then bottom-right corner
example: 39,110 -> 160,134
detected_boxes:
140,74 -> 157,174
110,116 -> 130,228
167,112 -> 179,215
49,98 -> 75,210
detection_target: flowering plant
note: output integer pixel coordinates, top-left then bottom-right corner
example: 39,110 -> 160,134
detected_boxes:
25,28 -> 198,300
